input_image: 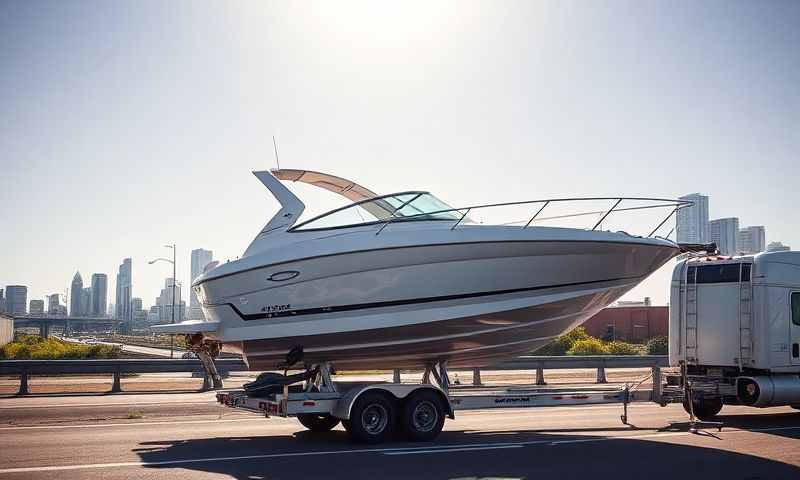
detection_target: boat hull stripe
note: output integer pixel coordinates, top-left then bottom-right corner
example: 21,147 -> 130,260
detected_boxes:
222,274 -> 641,321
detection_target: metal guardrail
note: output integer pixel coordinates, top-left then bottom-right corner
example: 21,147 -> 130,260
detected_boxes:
1,355 -> 668,396
485,355 -> 669,385
387,355 -> 668,386
0,358 -> 248,395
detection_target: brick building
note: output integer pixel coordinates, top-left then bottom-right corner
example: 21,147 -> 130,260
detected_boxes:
582,306 -> 668,342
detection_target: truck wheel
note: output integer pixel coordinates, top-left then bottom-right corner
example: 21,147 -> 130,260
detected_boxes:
683,397 -> 723,420
297,413 -> 340,432
400,390 -> 446,441
348,391 -> 396,444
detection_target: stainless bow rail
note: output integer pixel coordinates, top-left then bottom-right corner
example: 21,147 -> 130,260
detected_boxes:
374,196 -> 692,236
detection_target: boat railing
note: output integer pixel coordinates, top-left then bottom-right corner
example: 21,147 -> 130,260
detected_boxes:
375,196 -> 693,238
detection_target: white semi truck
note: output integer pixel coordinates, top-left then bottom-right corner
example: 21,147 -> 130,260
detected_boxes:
667,250 -> 800,419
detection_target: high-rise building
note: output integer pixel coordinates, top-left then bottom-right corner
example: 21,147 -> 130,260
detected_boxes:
710,217 -> 739,256
676,193 -> 709,243
0,289 -> 5,313
29,299 -> 45,314
81,288 -> 92,317
47,294 -> 61,314
189,248 -> 213,319
115,258 -> 132,322
767,241 -> 791,252
131,297 -> 143,313
156,278 -> 185,323
738,226 -> 766,254
70,272 -> 84,316
90,273 -> 108,317
5,285 -> 28,315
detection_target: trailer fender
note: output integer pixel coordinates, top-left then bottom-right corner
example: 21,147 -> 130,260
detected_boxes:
333,384 -> 454,420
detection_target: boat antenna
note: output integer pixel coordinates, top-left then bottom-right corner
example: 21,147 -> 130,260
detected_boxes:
272,135 -> 280,171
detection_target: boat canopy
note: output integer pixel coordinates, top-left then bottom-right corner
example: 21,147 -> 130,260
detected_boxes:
271,169 -> 379,203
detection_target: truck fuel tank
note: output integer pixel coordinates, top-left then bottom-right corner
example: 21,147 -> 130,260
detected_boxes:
737,375 -> 800,407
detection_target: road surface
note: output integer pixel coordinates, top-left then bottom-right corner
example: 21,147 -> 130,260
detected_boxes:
1,391 -> 798,479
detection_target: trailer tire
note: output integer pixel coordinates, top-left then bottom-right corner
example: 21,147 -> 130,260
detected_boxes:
400,390 -> 445,442
683,397 -> 723,420
297,413 -> 340,432
348,391 -> 396,444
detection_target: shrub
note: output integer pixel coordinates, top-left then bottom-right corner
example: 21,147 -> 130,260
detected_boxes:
535,326 -> 591,355
605,341 -> 639,355
567,337 -> 609,355
646,335 -> 669,355
0,335 -> 119,359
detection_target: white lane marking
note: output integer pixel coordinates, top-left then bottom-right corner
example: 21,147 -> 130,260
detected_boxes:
2,425 -> 798,474
0,400 -> 214,410
383,444 -> 524,455
0,417 -> 265,431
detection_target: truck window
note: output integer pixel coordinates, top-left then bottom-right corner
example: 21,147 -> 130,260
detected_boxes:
695,264 -> 742,284
792,293 -> 800,327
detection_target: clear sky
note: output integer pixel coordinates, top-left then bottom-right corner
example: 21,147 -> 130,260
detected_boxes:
1,0 -> 798,308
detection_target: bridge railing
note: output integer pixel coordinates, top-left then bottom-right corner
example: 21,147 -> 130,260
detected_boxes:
0,358 -> 248,395
1,356 -> 668,396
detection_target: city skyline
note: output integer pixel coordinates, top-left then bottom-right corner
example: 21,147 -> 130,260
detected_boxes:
1,2 -> 798,306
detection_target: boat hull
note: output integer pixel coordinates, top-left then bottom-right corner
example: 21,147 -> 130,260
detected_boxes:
197,238 -> 677,369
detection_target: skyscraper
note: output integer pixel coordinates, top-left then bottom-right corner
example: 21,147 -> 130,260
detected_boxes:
5,286 -> 28,315
156,278 -> 185,323
81,288 -> 92,317
710,217 -> 739,256
676,193 -> 709,243
738,226 -> 766,254
115,258 -> 132,322
90,273 -> 108,316
29,299 -> 45,314
189,248 -> 213,319
47,293 -> 61,314
70,272 -> 84,316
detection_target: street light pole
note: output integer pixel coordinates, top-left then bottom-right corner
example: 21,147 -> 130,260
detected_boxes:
169,244 -> 176,359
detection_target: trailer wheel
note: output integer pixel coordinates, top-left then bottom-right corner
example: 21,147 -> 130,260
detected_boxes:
348,391 -> 396,444
683,397 -> 723,420
400,390 -> 445,442
297,413 -> 340,432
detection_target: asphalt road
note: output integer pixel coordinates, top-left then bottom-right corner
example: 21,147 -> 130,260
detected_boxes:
1,391 -> 799,480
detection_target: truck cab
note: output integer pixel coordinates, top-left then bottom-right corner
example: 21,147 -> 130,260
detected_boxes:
667,251 -> 800,417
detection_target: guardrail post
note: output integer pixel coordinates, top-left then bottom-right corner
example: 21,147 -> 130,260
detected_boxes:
596,361 -> 607,384
535,363 -> 546,385
111,370 -> 122,393
651,366 -> 662,404
393,369 -> 401,383
472,368 -> 482,386
18,372 -> 29,395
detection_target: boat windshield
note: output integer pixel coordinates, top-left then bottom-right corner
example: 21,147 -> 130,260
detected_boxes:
292,191 -> 462,230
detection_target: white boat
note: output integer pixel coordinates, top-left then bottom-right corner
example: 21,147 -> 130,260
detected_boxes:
155,169 -> 693,370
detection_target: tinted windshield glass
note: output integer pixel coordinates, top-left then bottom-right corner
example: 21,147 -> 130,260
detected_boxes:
294,192 -> 461,230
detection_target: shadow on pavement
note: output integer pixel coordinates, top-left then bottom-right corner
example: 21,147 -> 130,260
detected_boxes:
135,412 -> 800,480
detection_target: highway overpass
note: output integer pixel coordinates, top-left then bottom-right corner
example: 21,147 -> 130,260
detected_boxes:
12,315 -> 121,337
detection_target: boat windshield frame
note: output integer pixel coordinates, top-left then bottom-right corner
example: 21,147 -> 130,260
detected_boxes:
289,190 -> 461,232
289,192 -> 694,240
